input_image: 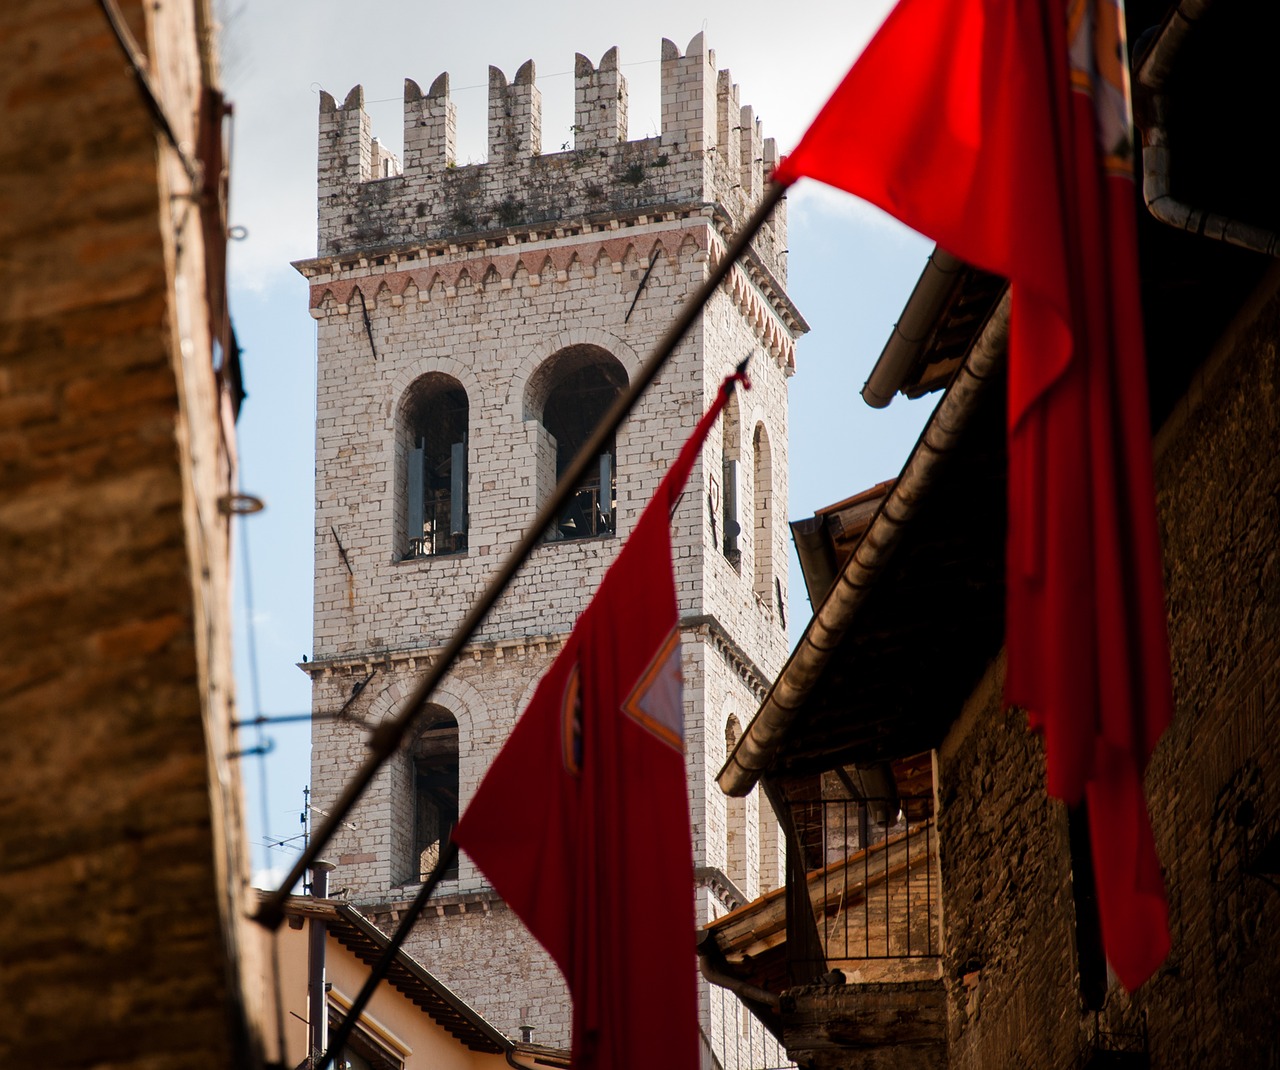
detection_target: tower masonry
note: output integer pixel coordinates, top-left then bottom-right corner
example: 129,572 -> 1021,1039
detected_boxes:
298,34 -> 806,1061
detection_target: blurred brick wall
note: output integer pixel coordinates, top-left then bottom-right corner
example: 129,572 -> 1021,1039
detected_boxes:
0,1 -> 258,1064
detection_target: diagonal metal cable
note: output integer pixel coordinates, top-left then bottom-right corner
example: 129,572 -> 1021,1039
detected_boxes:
256,181 -> 787,931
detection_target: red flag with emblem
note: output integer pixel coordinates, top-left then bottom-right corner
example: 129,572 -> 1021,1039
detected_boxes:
773,0 -> 1172,989
454,372 -> 746,1070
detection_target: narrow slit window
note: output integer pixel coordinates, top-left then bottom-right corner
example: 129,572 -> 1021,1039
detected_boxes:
752,423 -> 773,603
413,711 -> 459,882
721,389 -> 742,564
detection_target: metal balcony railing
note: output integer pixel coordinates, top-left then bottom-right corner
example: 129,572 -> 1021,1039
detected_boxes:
787,794 -> 938,967
406,495 -> 466,558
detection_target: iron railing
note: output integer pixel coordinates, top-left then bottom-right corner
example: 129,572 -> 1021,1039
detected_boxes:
406,496 -> 466,558
787,794 -> 938,966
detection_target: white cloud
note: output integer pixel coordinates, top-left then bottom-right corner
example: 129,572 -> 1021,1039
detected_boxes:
218,0 -> 898,289
251,864 -> 287,891
788,181 -> 929,245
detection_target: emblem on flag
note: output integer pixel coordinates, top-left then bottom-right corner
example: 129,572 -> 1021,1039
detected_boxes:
561,664 -> 582,775
622,629 -> 684,750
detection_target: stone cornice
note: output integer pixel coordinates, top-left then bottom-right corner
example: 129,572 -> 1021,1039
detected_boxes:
294,207 -> 710,294
299,632 -> 569,678
295,202 -> 801,372
680,612 -> 774,700
695,865 -> 748,912
302,612 -> 772,700
359,888 -> 507,923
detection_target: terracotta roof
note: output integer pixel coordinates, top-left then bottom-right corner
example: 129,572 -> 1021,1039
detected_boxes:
278,896 -> 511,1055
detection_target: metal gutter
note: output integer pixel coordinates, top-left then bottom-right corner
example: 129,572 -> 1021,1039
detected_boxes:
861,248 -> 964,407
719,290 -> 1010,797
790,514 -> 839,609
1135,0 -> 1280,256
695,931 -> 783,1012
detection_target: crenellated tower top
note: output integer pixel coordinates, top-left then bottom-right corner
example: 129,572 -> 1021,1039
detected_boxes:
314,34 -> 786,282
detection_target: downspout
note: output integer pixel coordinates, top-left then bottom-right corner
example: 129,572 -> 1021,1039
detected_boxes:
861,248 -> 964,408
307,861 -> 336,1066
1135,0 -> 1280,255
695,931 -> 783,1012
790,515 -> 839,608
719,290 -> 1010,797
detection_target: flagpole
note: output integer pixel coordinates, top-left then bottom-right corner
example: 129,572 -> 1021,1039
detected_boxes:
256,182 -> 789,930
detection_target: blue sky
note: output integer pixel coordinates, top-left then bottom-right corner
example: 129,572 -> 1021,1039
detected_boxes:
219,0 -> 934,886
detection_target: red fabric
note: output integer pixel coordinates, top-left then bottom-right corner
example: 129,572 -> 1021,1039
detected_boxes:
454,374 -> 746,1069
776,0 -> 1171,989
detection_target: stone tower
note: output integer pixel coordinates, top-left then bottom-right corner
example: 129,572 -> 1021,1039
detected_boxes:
298,35 -> 805,1063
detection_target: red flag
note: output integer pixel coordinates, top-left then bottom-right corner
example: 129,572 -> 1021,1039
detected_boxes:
454,372 -> 747,1069
775,0 -> 1172,989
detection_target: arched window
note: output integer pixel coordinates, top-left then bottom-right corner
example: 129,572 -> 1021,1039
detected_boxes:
752,423 -> 773,604
725,715 -> 748,889
527,346 -> 626,541
720,389 -> 742,565
401,374 -> 468,559
413,708 -> 459,881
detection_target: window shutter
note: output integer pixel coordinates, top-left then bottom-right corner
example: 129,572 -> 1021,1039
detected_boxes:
598,452 -> 613,528
450,440 -> 466,536
407,444 -> 425,547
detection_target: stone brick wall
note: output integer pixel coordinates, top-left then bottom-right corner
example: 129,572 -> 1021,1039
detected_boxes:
305,36 -> 799,1065
935,658 -> 1086,1069
1125,270 -> 1280,1068
371,892 -> 572,1048
931,273 -> 1280,1069
0,0 -> 259,1064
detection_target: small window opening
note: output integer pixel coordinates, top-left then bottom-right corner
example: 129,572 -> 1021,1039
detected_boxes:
721,389 -> 742,565
542,358 -> 625,541
327,1010 -> 406,1070
413,711 -> 459,882
403,376 -> 468,559
752,423 -> 773,603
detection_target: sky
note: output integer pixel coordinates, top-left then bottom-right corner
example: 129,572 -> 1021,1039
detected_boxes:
218,0 -> 935,886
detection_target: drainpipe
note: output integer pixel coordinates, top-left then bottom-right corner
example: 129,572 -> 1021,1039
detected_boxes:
1135,0 -> 1280,256
308,860 -> 337,1067
790,515 -> 839,609
861,248 -> 964,408
695,931 -> 783,1012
